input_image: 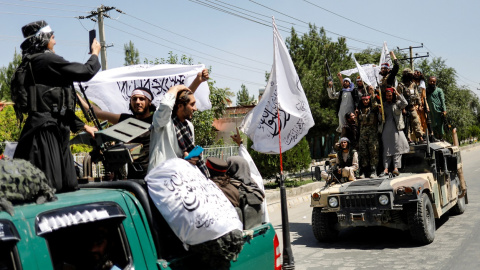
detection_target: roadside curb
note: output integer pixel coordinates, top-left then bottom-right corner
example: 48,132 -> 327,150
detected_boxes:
266,181 -> 323,215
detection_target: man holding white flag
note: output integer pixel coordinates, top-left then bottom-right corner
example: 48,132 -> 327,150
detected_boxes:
240,19 -> 314,154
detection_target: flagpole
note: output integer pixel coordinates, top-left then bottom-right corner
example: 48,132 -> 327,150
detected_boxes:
277,104 -> 295,269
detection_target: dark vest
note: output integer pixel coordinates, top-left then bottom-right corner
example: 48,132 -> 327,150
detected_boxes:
337,149 -> 357,168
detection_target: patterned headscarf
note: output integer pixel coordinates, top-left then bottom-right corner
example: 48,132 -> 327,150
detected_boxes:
20,20 -> 54,55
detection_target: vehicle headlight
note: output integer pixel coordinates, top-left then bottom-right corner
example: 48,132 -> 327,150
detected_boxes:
328,197 -> 339,208
378,194 -> 389,205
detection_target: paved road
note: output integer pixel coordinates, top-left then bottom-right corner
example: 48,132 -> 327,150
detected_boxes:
270,146 -> 480,270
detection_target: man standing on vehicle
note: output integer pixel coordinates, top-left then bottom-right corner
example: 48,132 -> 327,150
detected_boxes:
379,51 -> 399,93
379,88 -> 409,177
148,84 -> 209,177
78,69 -> 209,179
397,68 -> 426,144
328,74 -> 357,133
426,76 -> 447,141
14,20 -> 100,192
357,90 -> 380,178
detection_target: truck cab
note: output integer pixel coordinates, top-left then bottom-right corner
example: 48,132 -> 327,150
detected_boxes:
1,180 -> 280,269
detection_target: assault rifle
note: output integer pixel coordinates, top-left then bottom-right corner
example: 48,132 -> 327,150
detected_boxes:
325,60 -> 338,98
373,72 -> 385,123
77,82 -> 103,130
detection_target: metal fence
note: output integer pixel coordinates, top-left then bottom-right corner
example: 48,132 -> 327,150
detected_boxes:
203,145 -> 238,161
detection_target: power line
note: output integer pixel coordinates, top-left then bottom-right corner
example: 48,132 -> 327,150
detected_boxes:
247,0 -> 380,48
0,1 -> 89,13
211,0 -> 306,28
104,23 -> 267,74
17,0 -> 96,8
187,0 -> 292,33
122,13 -> 271,66
302,0 -> 421,44
109,19 -> 267,72
0,11 -> 74,18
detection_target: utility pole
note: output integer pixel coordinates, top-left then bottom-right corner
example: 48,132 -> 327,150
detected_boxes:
78,5 -> 116,70
397,43 -> 429,70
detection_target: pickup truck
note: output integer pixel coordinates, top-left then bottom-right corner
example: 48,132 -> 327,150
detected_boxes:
0,180 -> 281,269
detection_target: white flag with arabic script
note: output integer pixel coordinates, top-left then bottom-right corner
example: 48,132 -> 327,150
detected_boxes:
76,64 -> 211,114
240,18 -> 314,154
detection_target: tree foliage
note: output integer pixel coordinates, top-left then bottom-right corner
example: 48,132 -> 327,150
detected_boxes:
0,49 -> 22,101
123,40 -> 140,66
236,84 -> 255,106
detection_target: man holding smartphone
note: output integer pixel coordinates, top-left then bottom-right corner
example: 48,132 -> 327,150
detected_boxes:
13,20 -> 101,192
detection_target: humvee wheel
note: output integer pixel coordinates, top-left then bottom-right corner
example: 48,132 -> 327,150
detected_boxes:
312,207 -> 338,241
407,193 -> 435,245
450,180 -> 466,215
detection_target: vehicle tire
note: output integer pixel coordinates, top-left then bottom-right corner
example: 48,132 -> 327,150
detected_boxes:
311,207 -> 338,242
407,193 -> 435,245
450,179 -> 466,215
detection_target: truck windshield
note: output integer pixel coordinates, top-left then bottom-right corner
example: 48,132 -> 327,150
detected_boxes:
44,219 -> 132,270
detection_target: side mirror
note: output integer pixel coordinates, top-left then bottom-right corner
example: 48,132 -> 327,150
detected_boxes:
314,166 -> 322,181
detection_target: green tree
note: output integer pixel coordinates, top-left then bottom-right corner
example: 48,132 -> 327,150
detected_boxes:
286,25 -> 352,138
0,49 -> 22,101
124,41 -> 140,66
247,137 -> 311,178
416,57 -> 480,141
236,84 -> 254,106
0,105 -> 23,154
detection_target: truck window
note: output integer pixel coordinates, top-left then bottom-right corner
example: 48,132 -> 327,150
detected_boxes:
35,202 -> 132,270
0,220 -> 22,270
45,219 -> 131,270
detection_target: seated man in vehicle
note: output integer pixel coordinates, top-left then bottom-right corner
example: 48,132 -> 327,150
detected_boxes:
334,137 -> 358,182
206,157 -> 240,208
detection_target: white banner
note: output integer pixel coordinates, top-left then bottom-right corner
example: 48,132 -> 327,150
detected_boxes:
240,18 -> 314,154
77,64 -> 211,114
340,63 -> 379,88
146,158 -> 242,246
353,55 -> 372,87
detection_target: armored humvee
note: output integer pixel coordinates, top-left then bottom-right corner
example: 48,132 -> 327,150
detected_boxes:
310,139 -> 468,245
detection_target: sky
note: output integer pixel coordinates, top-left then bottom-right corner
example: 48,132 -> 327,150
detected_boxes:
1,0 -> 480,105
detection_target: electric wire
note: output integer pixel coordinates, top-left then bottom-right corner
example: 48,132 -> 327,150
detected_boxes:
109,19 -> 266,72
120,13 -> 271,66
247,0 -> 380,48
0,1 -> 89,13
104,23 -> 267,74
17,0 -> 96,8
302,0 -> 421,44
0,11 -> 74,18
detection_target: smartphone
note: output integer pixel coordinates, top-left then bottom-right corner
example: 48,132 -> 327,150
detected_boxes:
89,29 -> 96,54
184,145 -> 204,160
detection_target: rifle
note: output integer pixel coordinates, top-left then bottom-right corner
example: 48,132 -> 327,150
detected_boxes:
77,82 -> 103,131
325,60 -> 338,98
422,94 -> 431,157
373,73 -> 385,123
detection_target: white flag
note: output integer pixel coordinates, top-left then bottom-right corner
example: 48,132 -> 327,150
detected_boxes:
379,41 -> 392,68
339,63 -> 379,88
240,18 -> 314,154
353,55 -> 372,86
76,64 -> 211,114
